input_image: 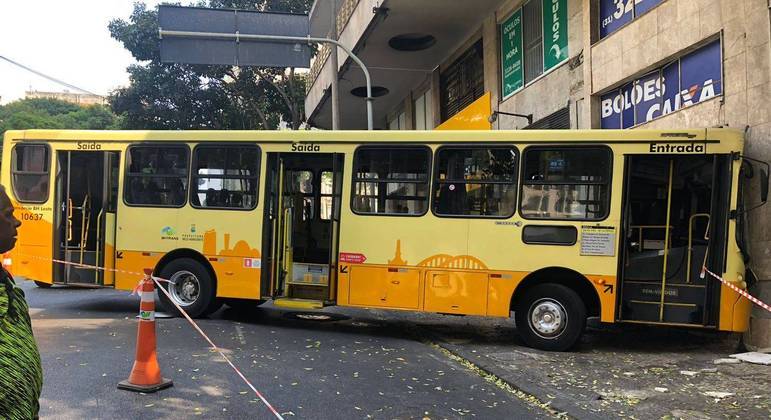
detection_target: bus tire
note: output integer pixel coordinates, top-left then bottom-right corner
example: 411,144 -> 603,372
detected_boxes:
34,281 -> 52,288
158,258 -> 216,318
515,283 -> 586,352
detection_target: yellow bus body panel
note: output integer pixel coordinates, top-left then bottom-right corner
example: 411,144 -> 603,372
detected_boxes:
0,128 -> 750,331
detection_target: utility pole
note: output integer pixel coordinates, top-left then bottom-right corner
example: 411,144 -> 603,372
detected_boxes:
330,0 -> 341,130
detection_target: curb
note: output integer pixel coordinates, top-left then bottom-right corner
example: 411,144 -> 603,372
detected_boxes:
420,327 -> 606,420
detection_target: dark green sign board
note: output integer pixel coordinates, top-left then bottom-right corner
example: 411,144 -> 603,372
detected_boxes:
500,0 -> 568,98
500,9 -> 523,99
543,0 -> 568,71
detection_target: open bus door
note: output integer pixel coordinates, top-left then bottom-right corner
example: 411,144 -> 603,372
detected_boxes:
262,153 -> 342,309
54,151 -> 119,286
618,154 -> 731,326
325,154 -> 344,303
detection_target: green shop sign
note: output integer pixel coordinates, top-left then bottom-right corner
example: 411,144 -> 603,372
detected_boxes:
543,0 -> 568,70
500,9 -> 523,98
500,0 -> 568,99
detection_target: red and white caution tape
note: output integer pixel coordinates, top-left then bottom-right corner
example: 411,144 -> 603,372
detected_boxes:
16,253 -> 285,420
702,266 -> 771,313
151,275 -> 284,419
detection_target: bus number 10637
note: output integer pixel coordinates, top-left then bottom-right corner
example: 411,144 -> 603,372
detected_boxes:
20,213 -> 43,221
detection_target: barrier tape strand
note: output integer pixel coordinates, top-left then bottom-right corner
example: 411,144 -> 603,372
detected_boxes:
150,275 -> 284,419
14,253 -> 285,420
701,266 -> 771,313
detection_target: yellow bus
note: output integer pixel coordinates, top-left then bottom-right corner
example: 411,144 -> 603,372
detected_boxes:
2,128 -> 767,351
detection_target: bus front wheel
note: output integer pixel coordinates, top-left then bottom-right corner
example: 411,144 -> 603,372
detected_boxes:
515,284 -> 586,352
158,258 -> 219,318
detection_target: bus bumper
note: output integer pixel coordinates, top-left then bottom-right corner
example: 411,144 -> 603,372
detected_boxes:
719,282 -> 752,332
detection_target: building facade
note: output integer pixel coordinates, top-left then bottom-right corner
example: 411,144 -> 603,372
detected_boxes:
25,90 -> 106,106
304,0 -> 771,347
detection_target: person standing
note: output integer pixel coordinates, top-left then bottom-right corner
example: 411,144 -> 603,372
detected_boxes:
0,185 -> 43,419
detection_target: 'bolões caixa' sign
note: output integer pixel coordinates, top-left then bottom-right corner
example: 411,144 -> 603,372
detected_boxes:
600,39 -> 722,129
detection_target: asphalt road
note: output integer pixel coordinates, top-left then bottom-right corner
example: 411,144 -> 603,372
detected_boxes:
22,280 -> 550,420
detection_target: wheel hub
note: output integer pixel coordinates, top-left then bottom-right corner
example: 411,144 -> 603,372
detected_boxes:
529,298 -> 567,339
169,270 -> 200,307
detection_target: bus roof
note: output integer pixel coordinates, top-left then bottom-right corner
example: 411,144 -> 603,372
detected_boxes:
2,128 -> 744,147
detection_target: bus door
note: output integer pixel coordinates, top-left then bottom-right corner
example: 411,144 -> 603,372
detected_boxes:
618,154 -> 731,326
54,151 -> 120,286
262,153 -> 342,308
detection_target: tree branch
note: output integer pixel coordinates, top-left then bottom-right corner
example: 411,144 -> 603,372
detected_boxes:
254,68 -> 296,127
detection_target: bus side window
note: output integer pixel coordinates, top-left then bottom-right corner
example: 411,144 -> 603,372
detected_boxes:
190,145 -> 260,210
351,147 -> 430,216
12,144 -> 50,203
124,145 -> 189,207
520,147 -> 611,220
432,146 -> 518,217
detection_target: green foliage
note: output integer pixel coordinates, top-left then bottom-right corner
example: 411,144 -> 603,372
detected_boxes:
0,98 -> 121,137
108,1 -> 312,130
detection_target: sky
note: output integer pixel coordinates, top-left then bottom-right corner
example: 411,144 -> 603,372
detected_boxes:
0,0 -> 165,105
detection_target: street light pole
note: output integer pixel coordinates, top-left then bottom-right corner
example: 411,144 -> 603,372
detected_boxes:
158,29 -> 374,130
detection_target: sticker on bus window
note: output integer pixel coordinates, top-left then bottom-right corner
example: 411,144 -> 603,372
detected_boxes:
243,258 -> 261,269
580,226 -> 616,256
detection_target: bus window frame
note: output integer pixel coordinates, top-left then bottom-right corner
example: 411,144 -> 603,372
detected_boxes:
11,142 -> 51,204
519,145 -> 613,222
350,145 -> 433,217
123,142 -> 191,209
431,144 -> 520,219
190,143 -> 261,211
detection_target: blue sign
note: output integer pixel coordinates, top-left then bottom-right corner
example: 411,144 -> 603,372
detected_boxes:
634,0 -> 662,15
601,39 -> 722,129
599,0 -> 664,39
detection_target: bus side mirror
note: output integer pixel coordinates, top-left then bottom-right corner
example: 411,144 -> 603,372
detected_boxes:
761,168 -> 769,203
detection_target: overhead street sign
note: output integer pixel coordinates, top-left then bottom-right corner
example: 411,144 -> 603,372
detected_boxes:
158,5 -> 311,68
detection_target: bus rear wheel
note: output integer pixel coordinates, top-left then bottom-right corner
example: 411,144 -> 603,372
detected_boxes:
158,258 -> 219,318
515,284 -> 586,352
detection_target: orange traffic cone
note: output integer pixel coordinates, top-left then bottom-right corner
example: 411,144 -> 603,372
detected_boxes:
118,269 -> 173,393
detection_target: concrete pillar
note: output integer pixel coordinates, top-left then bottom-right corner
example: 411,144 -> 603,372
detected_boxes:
581,0 -> 596,128
404,93 -> 415,130
430,68 -> 442,127
482,14 -> 500,109
743,0 -> 771,349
